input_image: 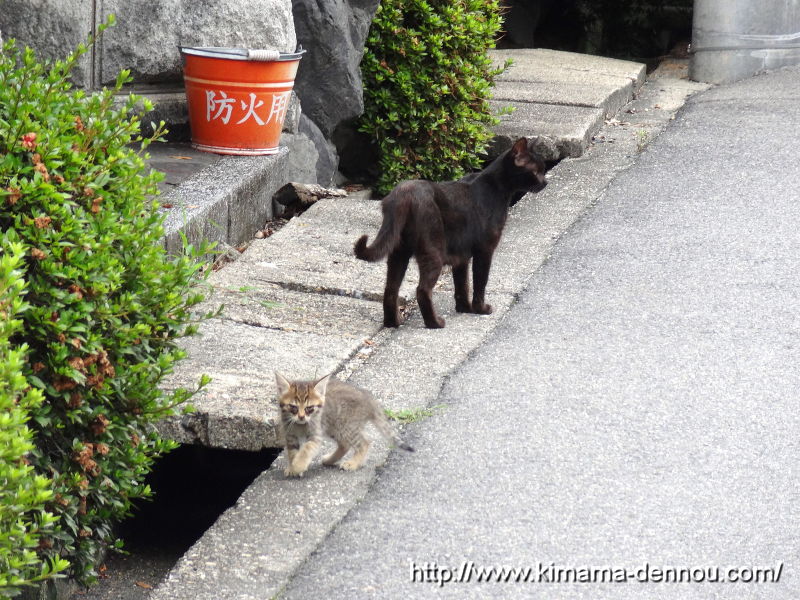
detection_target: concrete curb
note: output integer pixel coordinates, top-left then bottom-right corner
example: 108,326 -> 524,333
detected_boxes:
160,148 -> 289,255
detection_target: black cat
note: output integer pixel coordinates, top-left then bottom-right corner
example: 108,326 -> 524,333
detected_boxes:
354,137 -> 547,329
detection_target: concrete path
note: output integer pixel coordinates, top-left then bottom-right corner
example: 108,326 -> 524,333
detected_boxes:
277,65 -> 800,599
147,51 -> 713,598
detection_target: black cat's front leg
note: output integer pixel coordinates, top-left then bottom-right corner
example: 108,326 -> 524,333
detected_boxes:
452,262 -> 472,313
471,249 -> 494,315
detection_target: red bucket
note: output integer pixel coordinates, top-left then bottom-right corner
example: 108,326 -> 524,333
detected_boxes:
180,47 -> 305,156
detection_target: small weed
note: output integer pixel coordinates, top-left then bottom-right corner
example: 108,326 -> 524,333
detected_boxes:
238,285 -> 258,292
636,129 -> 650,152
259,300 -> 284,309
385,405 -> 444,424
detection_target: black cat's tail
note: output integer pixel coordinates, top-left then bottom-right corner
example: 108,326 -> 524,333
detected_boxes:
354,197 -> 408,262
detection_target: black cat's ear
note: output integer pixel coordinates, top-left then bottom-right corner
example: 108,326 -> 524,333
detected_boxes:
275,372 -> 290,396
313,373 -> 332,397
511,137 -> 531,166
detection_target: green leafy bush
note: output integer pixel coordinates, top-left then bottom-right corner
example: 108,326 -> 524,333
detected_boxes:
0,21 -> 209,584
0,239 -> 69,599
359,0 -> 507,195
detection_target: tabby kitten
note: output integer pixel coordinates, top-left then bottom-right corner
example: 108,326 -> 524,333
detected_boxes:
275,372 -> 413,477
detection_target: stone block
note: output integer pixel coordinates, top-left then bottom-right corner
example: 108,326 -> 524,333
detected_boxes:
158,317 -> 375,450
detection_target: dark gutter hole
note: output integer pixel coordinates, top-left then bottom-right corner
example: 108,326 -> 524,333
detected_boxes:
70,445 -> 280,599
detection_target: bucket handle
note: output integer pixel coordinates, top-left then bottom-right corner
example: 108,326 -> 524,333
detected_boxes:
248,49 -> 281,61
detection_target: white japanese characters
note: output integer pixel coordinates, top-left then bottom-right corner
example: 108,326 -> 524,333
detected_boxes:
205,90 -> 291,126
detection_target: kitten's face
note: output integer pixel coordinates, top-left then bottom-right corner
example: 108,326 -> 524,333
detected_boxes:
275,373 -> 329,426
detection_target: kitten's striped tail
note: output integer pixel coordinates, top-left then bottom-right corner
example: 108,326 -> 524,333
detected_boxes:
374,412 -> 415,452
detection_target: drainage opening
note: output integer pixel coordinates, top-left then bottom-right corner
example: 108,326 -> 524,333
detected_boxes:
71,444 -> 280,599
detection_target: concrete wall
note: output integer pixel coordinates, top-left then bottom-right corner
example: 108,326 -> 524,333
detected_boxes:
691,0 -> 800,83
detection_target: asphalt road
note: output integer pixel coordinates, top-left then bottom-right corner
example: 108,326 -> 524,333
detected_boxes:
279,65 -> 800,599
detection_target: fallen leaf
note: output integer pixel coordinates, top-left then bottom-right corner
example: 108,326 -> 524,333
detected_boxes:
169,155 -> 193,160
135,581 -> 153,589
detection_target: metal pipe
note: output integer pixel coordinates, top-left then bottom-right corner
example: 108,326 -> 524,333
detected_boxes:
690,0 -> 800,83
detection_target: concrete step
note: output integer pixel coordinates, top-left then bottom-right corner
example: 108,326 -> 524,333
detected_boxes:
488,49 -> 646,160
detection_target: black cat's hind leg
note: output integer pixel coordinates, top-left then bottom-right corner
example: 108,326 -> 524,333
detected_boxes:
452,261 -> 472,313
416,251 -> 446,328
383,249 -> 411,327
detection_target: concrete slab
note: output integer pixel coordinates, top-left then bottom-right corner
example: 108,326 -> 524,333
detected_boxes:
491,48 -> 646,87
487,49 -> 645,160
160,148 -> 288,254
234,197 -> 420,302
157,317 -> 374,450
201,271 -> 383,335
149,434 -> 395,600
491,100 -> 605,159
147,142 -> 221,196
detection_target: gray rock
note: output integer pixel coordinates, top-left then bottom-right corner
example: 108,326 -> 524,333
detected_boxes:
280,114 -> 339,186
100,0 -> 297,85
1,0 -> 297,88
291,0 -> 379,137
282,91 -> 302,134
0,0 -> 94,87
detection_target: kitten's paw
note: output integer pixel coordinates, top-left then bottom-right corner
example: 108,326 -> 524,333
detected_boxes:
321,454 -> 339,466
383,317 -> 401,328
473,302 -> 493,315
339,460 -> 363,471
284,466 -> 306,477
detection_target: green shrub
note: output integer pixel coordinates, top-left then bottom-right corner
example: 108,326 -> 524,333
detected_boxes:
0,21 -> 210,584
359,0 -> 507,195
0,238 -> 69,599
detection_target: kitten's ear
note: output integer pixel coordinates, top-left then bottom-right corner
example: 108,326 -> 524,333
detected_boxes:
313,373 -> 332,397
275,372 -> 291,396
511,137 -> 531,166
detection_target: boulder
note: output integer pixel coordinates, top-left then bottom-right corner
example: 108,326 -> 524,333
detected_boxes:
291,0 -> 379,137
280,114 -> 339,187
100,0 -> 297,84
0,0 -> 297,88
0,0 -> 95,87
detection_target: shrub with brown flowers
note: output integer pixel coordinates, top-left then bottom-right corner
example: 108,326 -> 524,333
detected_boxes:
0,239 -> 69,598
0,19 -> 210,587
